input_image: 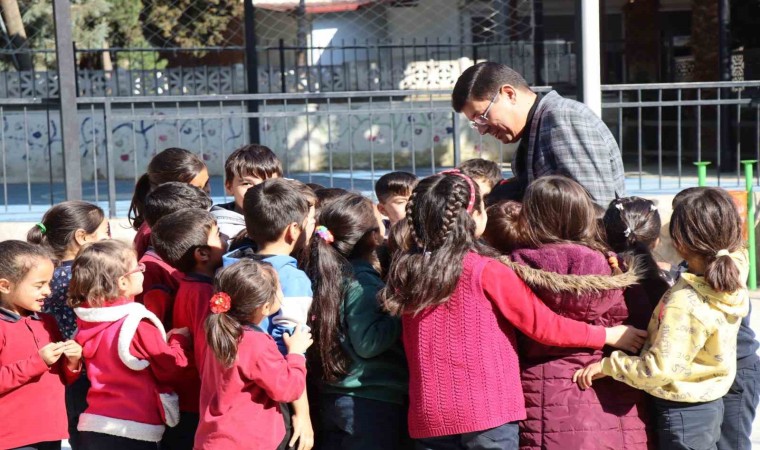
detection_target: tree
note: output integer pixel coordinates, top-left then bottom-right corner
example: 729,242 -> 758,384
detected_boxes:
0,0 -> 32,69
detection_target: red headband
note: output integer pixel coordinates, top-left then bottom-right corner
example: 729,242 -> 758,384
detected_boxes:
440,169 -> 477,213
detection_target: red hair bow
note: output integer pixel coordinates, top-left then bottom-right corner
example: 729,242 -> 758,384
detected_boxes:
210,292 -> 232,314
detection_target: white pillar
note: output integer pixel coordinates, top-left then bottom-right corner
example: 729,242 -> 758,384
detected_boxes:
581,0 -> 602,117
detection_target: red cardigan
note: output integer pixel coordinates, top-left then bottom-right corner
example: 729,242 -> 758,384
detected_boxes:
0,309 -> 79,448
402,252 -> 606,439
137,249 -> 182,328
172,273 -> 215,413
134,222 -> 152,260
194,324 -> 306,449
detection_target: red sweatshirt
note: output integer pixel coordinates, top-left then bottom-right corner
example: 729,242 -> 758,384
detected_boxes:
75,299 -> 190,443
0,309 -> 80,449
194,324 -> 306,449
172,273 -> 215,413
134,222 -> 152,260
403,253 -> 606,439
137,249 -> 182,328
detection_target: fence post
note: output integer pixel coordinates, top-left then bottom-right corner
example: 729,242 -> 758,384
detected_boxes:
244,0 -> 261,144
104,99 -> 116,218
53,0 -> 81,200
694,161 -> 711,186
279,39 -> 287,94
452,112 -> 461,167
742,160 -> 757,290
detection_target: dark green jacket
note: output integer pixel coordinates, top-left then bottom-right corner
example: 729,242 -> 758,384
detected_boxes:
321,260 -> 408,405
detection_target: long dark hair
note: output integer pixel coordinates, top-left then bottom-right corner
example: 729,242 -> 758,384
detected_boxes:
305,193 -> 382,382
128,148 -> 206,230
205,260 -> 280,367
670,187 -> 744,292
380,173 -> 491,316
520,176 -> 609,254
27,201 -> 105,260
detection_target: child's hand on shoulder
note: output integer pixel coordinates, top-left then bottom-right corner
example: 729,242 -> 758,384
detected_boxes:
62,340 -> 82,370
572,362 -> 605,390
283,324 -> 313,355
38,342 -> 65,366
604,325 -> 647,353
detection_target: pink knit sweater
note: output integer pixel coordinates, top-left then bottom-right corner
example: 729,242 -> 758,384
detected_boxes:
403,252 -> 607,439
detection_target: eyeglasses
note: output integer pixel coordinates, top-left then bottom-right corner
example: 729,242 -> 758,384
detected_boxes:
123,263 -> 146,277
469,91 -> 500,129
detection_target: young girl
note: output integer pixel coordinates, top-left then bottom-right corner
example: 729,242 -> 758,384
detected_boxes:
304,193 -> 409,450
603,196 -> 672,330
380,171 -> 647,449
505,177 -> 651,449
128,147 -> 209,258
574,187 -> 750,450
70,240 -> 191,449
27,200 -> 110,450
0,240 -> 82,450
195,259 -> 311,449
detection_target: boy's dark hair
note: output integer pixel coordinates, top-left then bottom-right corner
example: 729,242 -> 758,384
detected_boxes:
224,144 -> 282,183
128,147 -> 206,230
520,176 -> 609,254
374,172 -> 418,203
27,201 -> 105,260
144,182 -> 213,227
670,187 -> 744,293
458,159 -> 503,190
315,187 -> 348,210
482,200 -> 525,254
452,62 -> 531,113
0,240 -> 51,284
603,196 -> 661,253
243,178 -> 311,246
151,209 -> 217,273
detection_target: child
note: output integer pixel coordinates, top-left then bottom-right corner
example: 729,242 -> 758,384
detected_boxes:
574,187 -> 750,450
0,241 -> 82,450
70,240 -> 190,449
304,193 -> 409,450
506,177 -> 650,449
27,201 -> 110,450
225,178 -> 316,450
481,200 -> 524,253
151,209 -> 227,449
374,171 -> 418,227
139,182 -> 213,327
458,158 -> 502,198
195,259 -> 312,449
211,144 -> 282,243
379,171 -> 647,449
603,196 -> 671,330
128,147 -> 209,259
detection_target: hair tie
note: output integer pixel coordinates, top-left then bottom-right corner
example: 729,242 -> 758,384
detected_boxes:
615,203 -> 625,211
623,227 -> 632,237
209,292 -> 232,314
440,169 -> 476,213
716,249 -> 730,258
650,204 -> 657,212
315,225 -> 334,244
36,223 -> 47,234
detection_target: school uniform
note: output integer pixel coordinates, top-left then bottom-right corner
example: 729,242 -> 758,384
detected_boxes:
137,248 -> 182,329
0,309 -> 80,449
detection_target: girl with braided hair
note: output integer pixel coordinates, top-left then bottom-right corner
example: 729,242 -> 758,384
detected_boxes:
380,171 -> 648,450
303,193 -> 410,450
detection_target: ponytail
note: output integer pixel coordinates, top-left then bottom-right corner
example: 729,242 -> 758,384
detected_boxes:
26,223 -> 47,246
128,173 -> 151,230
205,312 -> 244,368
705,252 -> 743,293
27,201 -> 105,260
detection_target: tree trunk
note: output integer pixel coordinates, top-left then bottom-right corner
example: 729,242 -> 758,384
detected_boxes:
623,0 -> 660,83
0,0 -> 33,70
691,0 -> 719,81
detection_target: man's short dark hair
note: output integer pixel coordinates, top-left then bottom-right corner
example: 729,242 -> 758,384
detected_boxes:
452,62 -> 531,113
144,182 -> 213,227
225,144 -> 283,183
458,159 -> 503,189
243,178 -> 311,245
374,171 -> 418,203
151,209 -> 217,273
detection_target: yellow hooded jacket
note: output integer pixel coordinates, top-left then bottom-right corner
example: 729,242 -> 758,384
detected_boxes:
601,250 -> 750,402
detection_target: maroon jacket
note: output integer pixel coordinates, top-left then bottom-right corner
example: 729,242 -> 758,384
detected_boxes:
510,243 -> 652,450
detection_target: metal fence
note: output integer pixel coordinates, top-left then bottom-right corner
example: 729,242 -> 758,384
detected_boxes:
2,81 -> 759,219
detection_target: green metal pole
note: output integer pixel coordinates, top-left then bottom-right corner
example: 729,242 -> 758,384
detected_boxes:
694,161 -> 711,187
742,160 -> 757,290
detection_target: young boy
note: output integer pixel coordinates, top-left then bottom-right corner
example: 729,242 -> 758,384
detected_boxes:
151,209 -> 226,450
458,158 -> 503,198
139,182 -> 212,327
211,144 -> 283,243
374,171 -> 418,227
225,178 -> 316,450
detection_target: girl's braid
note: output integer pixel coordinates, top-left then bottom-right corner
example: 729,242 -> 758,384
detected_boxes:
434,180 -> 467,247
405,191 -> 425,250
